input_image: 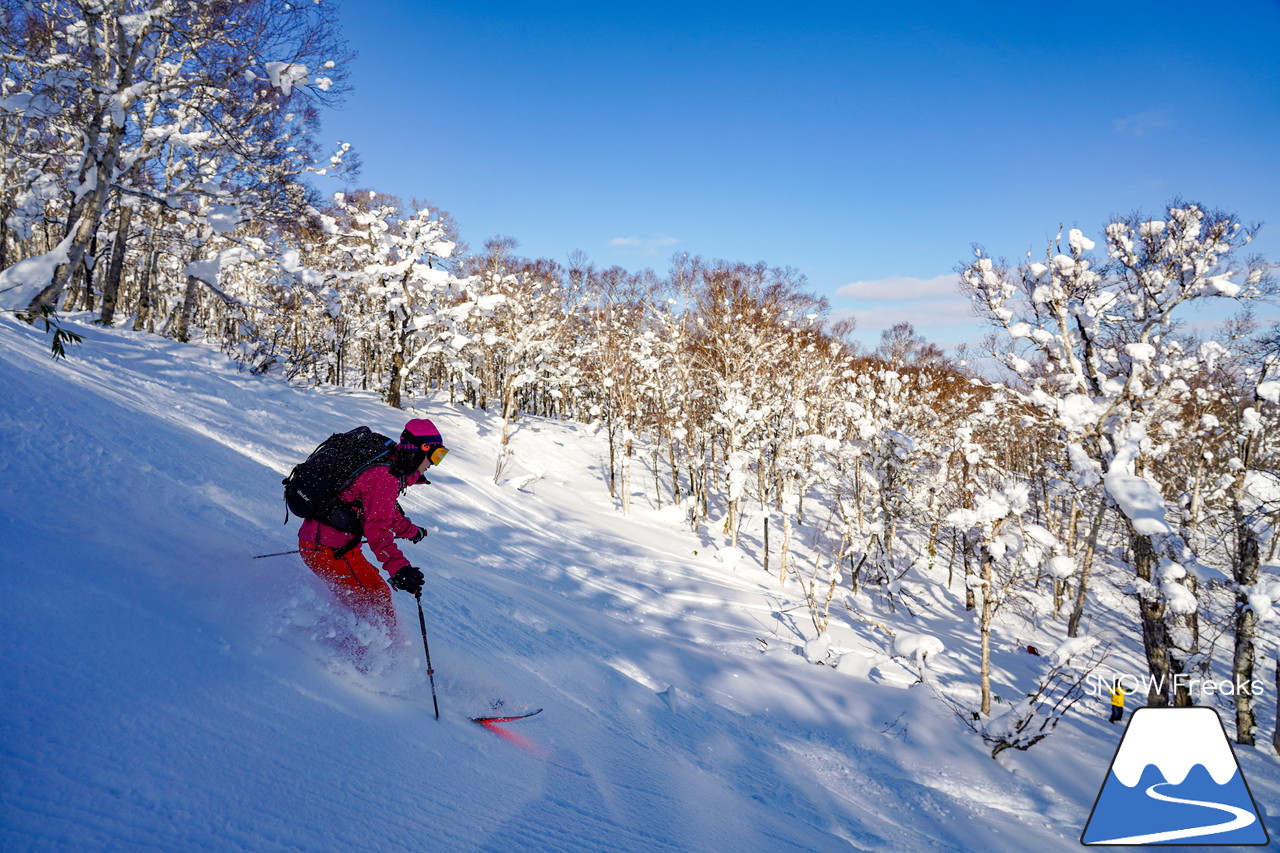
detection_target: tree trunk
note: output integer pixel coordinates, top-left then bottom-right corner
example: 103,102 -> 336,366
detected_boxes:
133,245 -> 158,332
621,434 -> 632,516
1130,526 -> 1191,707
27,7 -> 139,316
1067,499 -> 1109,638
0,199 -> 10,272
27,202 -> 98,315
1273,656 -> 1280,756
605,415 -> 619,498
779,510 -> 793,588
65,231 -> 98,312
98,205 -> 133,326
667,440 -> 681,505
386,312 -> 406,409
964,549 -> 977,612
947,530 -> 957,589
132,204 -> 162,332
1234,531 -> 1261,745
172,275 -> 202,342
979,545 -> 995,715
762,515 -> 770,575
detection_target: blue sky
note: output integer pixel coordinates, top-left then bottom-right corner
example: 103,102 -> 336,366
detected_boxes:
319,0 -> 1280,351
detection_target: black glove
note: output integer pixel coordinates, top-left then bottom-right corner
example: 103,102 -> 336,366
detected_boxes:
409,526 -> 427,544
390,565 -> 425,596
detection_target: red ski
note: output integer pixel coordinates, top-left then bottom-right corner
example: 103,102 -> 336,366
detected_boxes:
471,708 -> 543,724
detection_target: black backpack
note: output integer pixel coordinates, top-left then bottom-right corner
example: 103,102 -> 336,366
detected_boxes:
283,427 -> 396,535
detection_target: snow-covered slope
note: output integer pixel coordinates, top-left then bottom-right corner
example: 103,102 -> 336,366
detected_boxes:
2,316 -> 1277,852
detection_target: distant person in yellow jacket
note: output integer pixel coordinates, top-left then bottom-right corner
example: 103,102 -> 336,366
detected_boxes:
1109,681 -> 1127,723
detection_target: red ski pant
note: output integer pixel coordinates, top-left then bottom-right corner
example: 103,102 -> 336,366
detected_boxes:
299,542 -> 396,632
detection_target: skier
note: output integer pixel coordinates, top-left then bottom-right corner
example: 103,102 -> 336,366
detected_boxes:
1108,680 -> 1127,724
297,418 -> 447,655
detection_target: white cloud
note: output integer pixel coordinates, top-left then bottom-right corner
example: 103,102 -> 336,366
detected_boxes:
608,233 -> 679,255
832,272 -> 982,349
831,299 -> 990,356
1114,108 -> 1173,138
836,273 -> 960,302
835,298 -> 977,331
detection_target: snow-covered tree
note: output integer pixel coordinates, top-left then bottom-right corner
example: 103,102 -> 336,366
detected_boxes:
947,478 -> 1066,715
321,191 -> 464,408
961,201 -> 1274,707
686,260 -> 826,548
0,0 -> 350,322
571,262 -> 648,508
460,237 -> 582,480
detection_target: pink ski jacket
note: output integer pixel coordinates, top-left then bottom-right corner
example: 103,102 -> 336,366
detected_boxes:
297,465 -> 428,577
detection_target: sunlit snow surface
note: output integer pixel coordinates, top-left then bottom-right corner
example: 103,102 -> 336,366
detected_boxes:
3,315 -> 1279,852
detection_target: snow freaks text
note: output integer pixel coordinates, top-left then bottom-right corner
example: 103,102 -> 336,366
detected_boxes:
1088,672 -> 1267,699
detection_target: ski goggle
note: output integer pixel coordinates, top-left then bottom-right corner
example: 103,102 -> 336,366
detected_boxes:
422,445 -> 449,466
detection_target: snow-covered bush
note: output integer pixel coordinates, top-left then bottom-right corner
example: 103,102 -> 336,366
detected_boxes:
939,636 -> 1113,759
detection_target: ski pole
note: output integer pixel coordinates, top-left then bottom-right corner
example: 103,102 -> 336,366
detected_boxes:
415,592 -> 441,720
253,549 -> 300,559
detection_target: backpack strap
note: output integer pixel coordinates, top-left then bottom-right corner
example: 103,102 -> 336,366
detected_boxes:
339,441 -> 395,494
333,536 -> 362,559
281,474 -> 292,526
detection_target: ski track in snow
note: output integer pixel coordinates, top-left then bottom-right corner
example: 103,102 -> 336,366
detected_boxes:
4,315 -> 1280,853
